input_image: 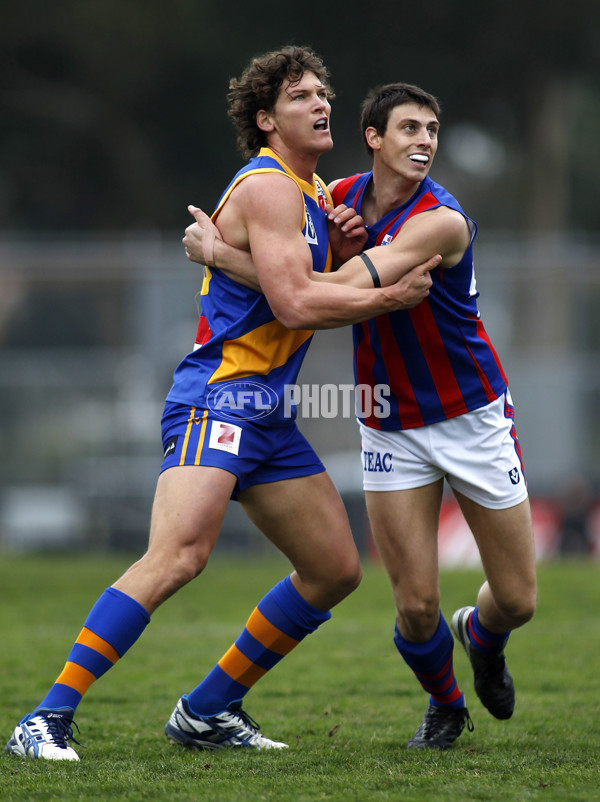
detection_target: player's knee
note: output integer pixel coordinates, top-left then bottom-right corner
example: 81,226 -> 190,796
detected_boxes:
148,544 -> 211,597
398,593 -> 440,638
326,552 -> 362,602
335,554 -> 363,595
346,558 -> 363,593
177,545 -> 211,583
496,589 -> 537,628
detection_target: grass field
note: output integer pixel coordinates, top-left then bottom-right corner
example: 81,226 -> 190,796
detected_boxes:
0,552 -> 598,801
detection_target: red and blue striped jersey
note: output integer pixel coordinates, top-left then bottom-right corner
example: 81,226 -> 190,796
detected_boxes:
332,172 -> 508,431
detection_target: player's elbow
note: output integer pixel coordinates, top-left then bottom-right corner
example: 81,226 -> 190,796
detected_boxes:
271,295 -> 316,330
277,310 -> 314,330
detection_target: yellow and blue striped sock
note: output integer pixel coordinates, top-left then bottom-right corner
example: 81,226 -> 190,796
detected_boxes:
187,576 -> 330,715
35,587 -> 150,714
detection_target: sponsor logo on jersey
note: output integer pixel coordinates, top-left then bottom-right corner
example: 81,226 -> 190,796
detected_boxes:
381,234 -> 394,246
304,207 -> 318,245
362,450 -> 394,473
209,421 -> 242,455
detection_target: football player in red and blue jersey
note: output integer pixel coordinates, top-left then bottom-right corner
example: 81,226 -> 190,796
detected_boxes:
325,84 -> 537,749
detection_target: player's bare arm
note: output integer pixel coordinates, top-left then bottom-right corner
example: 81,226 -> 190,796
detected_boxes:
183,193 -> 436,313
318,206 -> 471,290
221,171 -> 439,330
183,200 -> 366,288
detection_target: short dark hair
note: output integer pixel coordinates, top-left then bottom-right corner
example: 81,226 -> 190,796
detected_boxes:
360,83 -> 441,156
227,45 -> 334,160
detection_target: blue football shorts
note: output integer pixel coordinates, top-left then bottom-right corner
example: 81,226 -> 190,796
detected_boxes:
160,401 -> 325,497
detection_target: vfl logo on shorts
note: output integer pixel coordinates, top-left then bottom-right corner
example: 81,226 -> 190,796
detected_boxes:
508,467 -> 520,485
209,421 -> 242,456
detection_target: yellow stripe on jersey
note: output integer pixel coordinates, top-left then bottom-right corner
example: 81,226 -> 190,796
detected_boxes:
257,148 -> 325,206
200,267 -> 212,296
213,164 -> 307,231
209,319 -> 313,384
211,148 -> 331,231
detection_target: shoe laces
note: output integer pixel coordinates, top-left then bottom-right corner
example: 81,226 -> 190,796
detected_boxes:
43,714 -> 82,749
227,704 -> 261,734
463,709 -> 475,733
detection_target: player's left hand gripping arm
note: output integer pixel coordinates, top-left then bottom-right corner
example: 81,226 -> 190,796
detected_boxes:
182,205 -> 262,292
325,203 -> 368,269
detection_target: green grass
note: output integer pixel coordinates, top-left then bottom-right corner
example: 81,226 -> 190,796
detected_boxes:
0,552 -> 599,801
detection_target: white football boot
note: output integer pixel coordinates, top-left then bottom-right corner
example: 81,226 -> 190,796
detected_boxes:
165,695 -> 288,750
5,708 -> 80,761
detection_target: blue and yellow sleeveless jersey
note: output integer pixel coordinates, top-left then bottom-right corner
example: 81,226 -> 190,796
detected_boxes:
332,173 -> 508,431
166,148 -> 333,425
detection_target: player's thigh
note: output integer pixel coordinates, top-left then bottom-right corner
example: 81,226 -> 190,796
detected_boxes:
239,471 -> 358,576
454,491 -> 537,606
114,465 -> 237,610
365,480 -> 444,599
148,465 -> 236,560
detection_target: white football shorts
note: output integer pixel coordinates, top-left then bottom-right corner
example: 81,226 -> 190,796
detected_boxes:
359,391 -> 528,509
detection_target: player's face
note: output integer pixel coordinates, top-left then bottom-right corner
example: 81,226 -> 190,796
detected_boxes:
264,71 -> 333,156
373,102 -> 439,181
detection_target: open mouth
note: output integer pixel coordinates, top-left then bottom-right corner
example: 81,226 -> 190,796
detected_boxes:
314,118 -> 329,131
409,153 -> 429,165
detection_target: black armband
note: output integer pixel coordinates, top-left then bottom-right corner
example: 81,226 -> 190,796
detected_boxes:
358,252 -> 381,288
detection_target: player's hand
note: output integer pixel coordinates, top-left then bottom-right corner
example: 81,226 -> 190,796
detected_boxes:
389,255 -> 439,308
183,205 -> 221,266
326,203 -> 368,267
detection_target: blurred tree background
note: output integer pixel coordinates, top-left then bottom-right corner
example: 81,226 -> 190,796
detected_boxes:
1,0 -> 600,556
2,0 -> 599,232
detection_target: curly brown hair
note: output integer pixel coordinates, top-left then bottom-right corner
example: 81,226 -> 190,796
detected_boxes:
227,45 -> 334,160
